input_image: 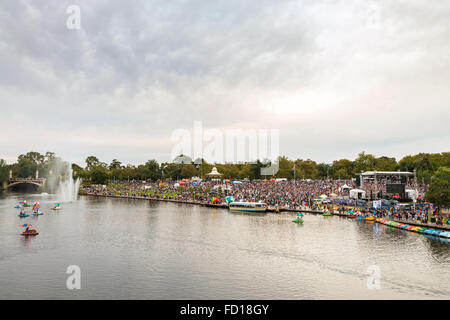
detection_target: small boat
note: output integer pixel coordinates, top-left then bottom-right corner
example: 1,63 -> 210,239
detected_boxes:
365,216 -> 375,221
32,212 -> 44,216
229,202 -> 267,213
323,211 -> 331,216
21,229 -> 39,236
18,213 -> 29,217
14,204 -> 21,208
348,214 -> 357,218
51,206 -> 61,210
292,217 -> 304,224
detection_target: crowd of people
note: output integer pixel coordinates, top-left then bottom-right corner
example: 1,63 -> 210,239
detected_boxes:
83,179 -> 355,210
82,178 -> 449,227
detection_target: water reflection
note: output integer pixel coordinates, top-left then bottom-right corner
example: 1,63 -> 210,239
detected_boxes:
1,194 -> 450,299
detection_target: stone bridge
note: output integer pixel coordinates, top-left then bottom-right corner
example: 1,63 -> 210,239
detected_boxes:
1,169 -> 46,190
4,177 -> 46,189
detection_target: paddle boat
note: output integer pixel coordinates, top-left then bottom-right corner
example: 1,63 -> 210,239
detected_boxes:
365,216 -> 375,221
20,224 -> 38,236
440,231 -> 450,238
292,217 -> 304,224
21,229 -> 39,236
293,213 -> 304,224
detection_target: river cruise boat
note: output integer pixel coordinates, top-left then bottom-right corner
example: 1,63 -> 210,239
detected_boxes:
228,202 -> 267,213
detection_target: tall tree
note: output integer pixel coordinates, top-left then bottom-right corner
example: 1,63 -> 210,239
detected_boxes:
109,159 -> 122,170
426,167 -> 450,206
354,151 -> 376,173
0,159 -> 9,183
85,156 -> 100,171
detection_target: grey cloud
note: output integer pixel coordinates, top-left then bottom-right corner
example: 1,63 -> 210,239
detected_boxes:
0,0 -> 449,165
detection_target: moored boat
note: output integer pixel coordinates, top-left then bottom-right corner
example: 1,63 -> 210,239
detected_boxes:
229,202 -> 267,213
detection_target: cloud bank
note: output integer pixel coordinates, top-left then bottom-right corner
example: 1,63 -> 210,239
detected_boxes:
1,0 -> 449,165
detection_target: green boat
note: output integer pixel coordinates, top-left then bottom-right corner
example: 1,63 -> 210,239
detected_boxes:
292,217 -> 304,224
323,212 -> 331,216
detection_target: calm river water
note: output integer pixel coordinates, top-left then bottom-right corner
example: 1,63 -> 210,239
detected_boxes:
1,192 -> 449,299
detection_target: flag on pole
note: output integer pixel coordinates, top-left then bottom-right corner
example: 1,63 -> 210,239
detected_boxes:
291,164 -> 295,176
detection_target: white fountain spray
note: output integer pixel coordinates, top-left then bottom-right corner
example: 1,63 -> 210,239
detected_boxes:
56,165 -> 81,202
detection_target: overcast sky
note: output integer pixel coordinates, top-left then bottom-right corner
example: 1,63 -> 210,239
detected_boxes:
1,0 -> 449,166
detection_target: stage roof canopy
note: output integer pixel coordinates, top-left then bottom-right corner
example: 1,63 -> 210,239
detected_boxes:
361,171 -> 413,176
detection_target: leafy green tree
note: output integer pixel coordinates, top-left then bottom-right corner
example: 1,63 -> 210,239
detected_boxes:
161,163 -> 182,180
274,156 -> 293,179
354,151 -> 376,173
91,168 -> 108,185
181,164 -> 197,179
374,156 -> 397,171
14,158 -> 37,178
331,159 -> 354,179
17,152 -> 45,165
297,159 -> 318,179
0,159 -> 9,183
238,163 -> 252,179
145,160 -> 162,180
85,156 -> 100,171
109,159 -> 122,170
426,167 -> 450,206
316,163 -> 331,179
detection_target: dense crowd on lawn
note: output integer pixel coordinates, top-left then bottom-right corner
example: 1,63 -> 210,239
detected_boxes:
82,178 -> 427,208
82,178 -> 449,225
83,179 -> 354,208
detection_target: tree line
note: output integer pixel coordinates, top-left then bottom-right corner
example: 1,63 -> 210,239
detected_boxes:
1,151 -> 449,184
1,151 -> 448,205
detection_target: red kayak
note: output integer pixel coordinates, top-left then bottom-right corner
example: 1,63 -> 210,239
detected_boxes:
348,214 -> 357,218
21,229 -> 39,236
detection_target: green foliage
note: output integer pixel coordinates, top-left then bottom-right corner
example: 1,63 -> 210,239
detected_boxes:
181,164 -> 197,179
5,151 -> 450,189
331,159 -> 354,179
85,156 -> 103,171
109,159 -> 122,170
0,159 -> 9,183
354,151 -> 376,173
91,168 -> 108,185
426,167 -> 450,206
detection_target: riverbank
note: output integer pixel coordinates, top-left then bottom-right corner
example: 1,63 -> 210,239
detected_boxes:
82,193 -> 320,214
83,192 -> 450,240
